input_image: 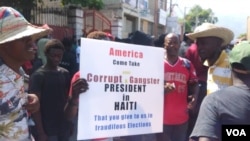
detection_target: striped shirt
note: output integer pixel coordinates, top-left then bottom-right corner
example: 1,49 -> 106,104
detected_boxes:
205,50 -> 233,94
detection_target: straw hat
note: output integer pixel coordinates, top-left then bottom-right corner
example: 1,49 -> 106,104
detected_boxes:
0,6 -> 51,45
186,23 -> 234,46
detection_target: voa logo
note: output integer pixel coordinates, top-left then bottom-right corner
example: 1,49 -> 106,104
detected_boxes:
226,129 -> 246,136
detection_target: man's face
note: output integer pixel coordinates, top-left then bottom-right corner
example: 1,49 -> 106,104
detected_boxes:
196,37 -> 222,61
46,48 -> 64,67
164,34 -> 180,56
3,36 -> 36,62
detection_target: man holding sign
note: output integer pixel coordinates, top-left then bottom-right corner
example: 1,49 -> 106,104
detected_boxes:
67,31 -> 165,141
157,33 -> 199,141
65,31 -> 114,141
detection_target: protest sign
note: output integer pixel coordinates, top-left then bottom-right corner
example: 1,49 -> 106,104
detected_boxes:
78,38 -> 164,140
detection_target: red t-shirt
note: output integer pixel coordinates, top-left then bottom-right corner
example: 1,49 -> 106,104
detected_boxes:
185,43 -> 208,82
163,57 -> 198,125
69,71 -> 80,97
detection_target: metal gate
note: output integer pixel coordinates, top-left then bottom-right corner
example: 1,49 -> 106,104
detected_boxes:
83,9 -> 112,36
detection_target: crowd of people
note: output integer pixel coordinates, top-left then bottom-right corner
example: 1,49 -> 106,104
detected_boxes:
1,6 -> 250,141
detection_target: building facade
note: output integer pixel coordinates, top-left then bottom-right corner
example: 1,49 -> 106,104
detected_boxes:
37,0 -> 168,39
101,0 -> 168,38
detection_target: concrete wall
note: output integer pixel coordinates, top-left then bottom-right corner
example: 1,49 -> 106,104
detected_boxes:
68,7 -> 84,40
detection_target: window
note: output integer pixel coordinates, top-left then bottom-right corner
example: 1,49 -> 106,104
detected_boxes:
159,0 -> 167,10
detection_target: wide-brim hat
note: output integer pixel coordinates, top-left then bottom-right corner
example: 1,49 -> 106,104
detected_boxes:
0,6 -> 51,45
186,23 -> 234,46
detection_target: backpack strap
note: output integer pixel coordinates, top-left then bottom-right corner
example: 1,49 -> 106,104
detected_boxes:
182,58 -> 191,71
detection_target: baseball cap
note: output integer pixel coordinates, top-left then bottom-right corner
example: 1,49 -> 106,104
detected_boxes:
229,41 -> 250,74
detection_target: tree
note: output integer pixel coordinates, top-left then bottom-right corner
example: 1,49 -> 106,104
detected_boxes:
61,0 -> 104,10
0,0 -> 104,21
0,0 -> 37,10
184,5 -> 218,32
0,0 -> 42,21
237,33 -> 246,39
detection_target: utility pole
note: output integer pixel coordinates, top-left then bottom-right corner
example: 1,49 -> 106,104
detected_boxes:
183,7 -> 189,33
169,0 -> 172,16
137,0 -> 141,31
195,15 -> 198,28
169,0 -> 178,17
195,8 -> 199,29
153,0 -> 159,37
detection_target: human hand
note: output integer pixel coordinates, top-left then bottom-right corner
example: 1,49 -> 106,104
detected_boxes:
164,82 -> 175,94
71,78 -> 89,99
23,94 -> 40,113
187,95 -> 196,111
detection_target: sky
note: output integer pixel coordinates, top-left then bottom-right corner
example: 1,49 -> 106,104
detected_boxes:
171,0 -> 249,39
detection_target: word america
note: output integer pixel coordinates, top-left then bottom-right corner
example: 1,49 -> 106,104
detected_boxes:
109,48 -> 143,59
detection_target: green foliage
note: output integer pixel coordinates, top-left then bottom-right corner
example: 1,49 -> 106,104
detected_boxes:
0,0 -> 37,10
184,5 -> 218,32
237,33 -> 246,39
61,0 -> 104,10
0,0 -> 104,20
0,0 -> 41,21
0,0 -> 104,12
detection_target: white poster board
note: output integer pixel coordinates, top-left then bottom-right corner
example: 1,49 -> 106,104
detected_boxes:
78,38 -> 164,140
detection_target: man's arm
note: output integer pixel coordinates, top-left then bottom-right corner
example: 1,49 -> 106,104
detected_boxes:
32,107 -> 48,140
187,61 -> 200,111
64,72 -> 88,120
199,137 -> 219,141
64,78 -> 88,120
188,81 -> 199,111
64,96 -> 79,120
189,93 -> 220,140
28,72 -> 48,140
